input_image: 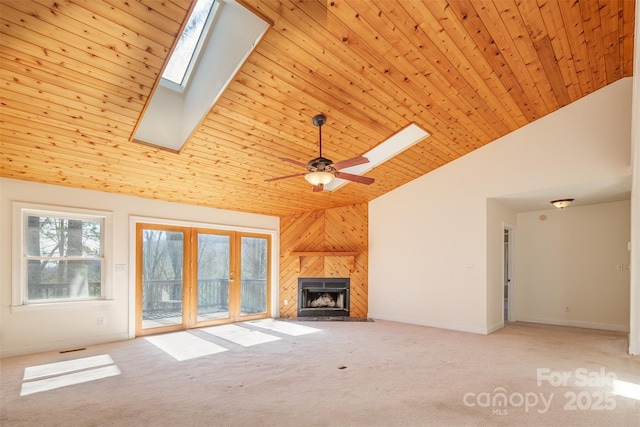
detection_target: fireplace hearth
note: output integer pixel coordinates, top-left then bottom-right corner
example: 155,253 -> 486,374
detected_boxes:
298,278 -> 350,317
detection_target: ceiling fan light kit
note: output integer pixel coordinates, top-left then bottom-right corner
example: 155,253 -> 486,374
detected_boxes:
304,171 -> 335,186
265,114 -> 374,191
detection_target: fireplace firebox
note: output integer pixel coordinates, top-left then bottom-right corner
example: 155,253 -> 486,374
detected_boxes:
298,278 -> 350,317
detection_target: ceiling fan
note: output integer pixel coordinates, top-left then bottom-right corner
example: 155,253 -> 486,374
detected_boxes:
264,114 -> 375,192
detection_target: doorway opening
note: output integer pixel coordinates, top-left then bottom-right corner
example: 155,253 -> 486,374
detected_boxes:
503,226 -> 515,322
135,223 -> 271,336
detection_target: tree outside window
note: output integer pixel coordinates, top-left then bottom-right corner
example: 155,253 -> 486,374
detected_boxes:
25,213 -> 104,302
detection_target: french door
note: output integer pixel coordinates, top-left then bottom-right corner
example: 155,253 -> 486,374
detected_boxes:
135,223 -> 271,336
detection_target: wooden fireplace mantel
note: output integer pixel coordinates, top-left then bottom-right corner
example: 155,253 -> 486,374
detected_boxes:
290,251 -> 360,273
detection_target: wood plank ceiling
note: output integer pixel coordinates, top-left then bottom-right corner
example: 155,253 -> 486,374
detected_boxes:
0,0 -> 635,217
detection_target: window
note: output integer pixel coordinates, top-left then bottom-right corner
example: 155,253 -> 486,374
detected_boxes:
13,203 -> 112,306
161,0 -> 218,92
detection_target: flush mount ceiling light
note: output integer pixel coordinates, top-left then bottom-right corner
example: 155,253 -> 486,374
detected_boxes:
550,199 -> 574,209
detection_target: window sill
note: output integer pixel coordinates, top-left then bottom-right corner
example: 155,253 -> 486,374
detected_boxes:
10,299 -> 115,313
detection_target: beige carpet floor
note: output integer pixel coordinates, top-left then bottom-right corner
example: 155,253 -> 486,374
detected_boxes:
1,320 -> 640,426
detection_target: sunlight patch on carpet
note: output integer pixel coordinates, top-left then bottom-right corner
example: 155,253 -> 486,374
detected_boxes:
248,319 -> 321,336
145,332 -> 228,361
23,354 -> 115,380
611,379 -> 640,401
21,355 -> 120,396
201,324 -> 281,347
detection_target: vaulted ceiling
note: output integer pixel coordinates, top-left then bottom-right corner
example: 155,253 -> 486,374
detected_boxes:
0,0 -> 635,216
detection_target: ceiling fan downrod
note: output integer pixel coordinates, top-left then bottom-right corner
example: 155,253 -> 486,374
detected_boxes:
312,114 -> 326,159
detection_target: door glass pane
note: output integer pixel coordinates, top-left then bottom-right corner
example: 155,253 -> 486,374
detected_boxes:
141,230 -> 184,329
197,233 -> 230,322
240,236 -> 268,315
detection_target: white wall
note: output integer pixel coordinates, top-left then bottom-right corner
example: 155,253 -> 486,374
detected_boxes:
0,178 -> 279,357
628,0 -> 640,355
369,78 -> 633,334
516,201 -> 630,331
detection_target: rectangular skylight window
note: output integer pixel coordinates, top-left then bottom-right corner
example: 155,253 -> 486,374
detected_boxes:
162,0 -> 218,90
134,1 -> 269,151
323,123 -> 430,192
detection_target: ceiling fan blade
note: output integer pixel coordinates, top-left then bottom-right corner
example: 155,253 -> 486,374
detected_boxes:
264,173 -> 304,182
279,157 -> 308,168
312,184 -> 324,192
335,172 -> 375,185
332,156 -> 369,170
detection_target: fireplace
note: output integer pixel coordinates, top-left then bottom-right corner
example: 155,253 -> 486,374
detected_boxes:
298,278 -> 350,317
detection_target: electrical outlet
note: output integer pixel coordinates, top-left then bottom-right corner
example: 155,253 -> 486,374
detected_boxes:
97,317 -> 106,326
565,306 -> 570,312
283,299 -> 288,305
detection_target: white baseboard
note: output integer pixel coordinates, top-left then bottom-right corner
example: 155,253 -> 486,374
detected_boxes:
517,316 -> 629,333
368,312 -> 488,334
630,333 -> 640,355
0,333 -> 130,359
486,322 -> 504,334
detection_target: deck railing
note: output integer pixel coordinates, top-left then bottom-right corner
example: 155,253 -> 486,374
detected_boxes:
28,282 -> 101,300
240,279 -> 267,314
28,278 -> 267,317
142,278 -> 267,317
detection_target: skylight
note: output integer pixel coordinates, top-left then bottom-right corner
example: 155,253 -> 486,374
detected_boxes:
323,124 -> 431,192
133,0 -> 270,151
162,0 -> 218,91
